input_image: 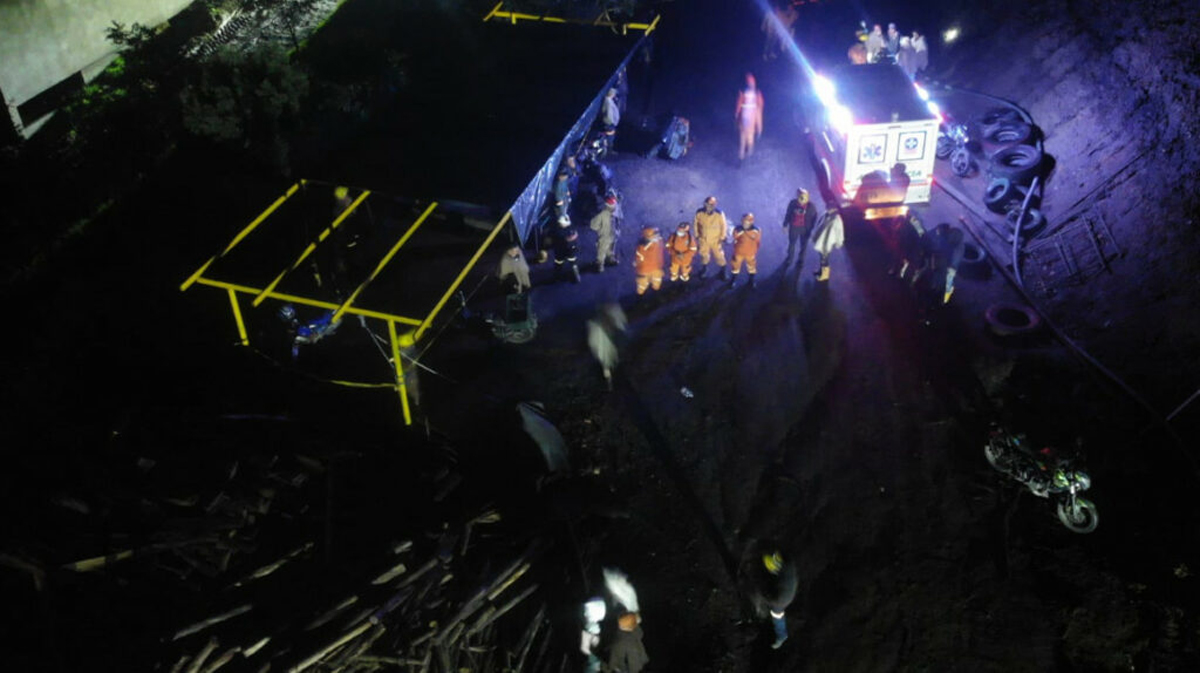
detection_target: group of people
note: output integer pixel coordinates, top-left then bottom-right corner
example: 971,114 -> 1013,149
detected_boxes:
850,22 -> 929,79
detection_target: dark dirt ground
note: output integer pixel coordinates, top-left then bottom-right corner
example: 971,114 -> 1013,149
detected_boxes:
2,0 -> 1200,671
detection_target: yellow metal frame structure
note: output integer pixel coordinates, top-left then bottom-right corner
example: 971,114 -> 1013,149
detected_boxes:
181,179 -> 513,425
482,2 -> 661,35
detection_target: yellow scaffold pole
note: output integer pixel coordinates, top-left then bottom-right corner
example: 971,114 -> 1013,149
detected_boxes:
415,212 -> 512,342
228,287 -> 250,346
253,190 -> 372,307
194,277 -> 424,325
331,202 -> 438,324
181,182 -> 302,291
388,320 -> 413,425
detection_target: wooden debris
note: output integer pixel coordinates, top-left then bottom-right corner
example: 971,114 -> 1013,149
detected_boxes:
173,604 -> 253,641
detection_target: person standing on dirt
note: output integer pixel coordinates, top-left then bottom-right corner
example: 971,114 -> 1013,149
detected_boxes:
735,73 -> 764,161
892,211 -> 927,281
811,205 -> 845,282
694,196 -> 731,280
602,88 -> 621,130
554,169 -> 572,222
607,611 -> 650,673
730,213 -> 763,289
912,31 -> 929,74
885,23 -> 901,62
551,216 -> 581,283
586,303 -> 627,390
898,36 -> 918,79
615,67 -> 629,116
782,188 -> 817,268
590,195 -> 620,272
633,226 -> 665,296
666,221 -> 698,282
923,223 -> 965,304
741,541 -> 798,650
496,244 -> 531,293
866,24 -> 885,63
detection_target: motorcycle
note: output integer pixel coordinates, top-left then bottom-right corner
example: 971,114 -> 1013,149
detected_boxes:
984,425 -> 1099,533
936,118 -> 974,177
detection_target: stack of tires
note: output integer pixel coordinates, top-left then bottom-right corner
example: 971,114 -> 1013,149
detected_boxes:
977,107 -> 1046,237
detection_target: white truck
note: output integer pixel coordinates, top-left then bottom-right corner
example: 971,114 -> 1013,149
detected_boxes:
808,64 -> 941,220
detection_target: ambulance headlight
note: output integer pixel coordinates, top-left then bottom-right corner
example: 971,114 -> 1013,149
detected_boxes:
813,75 -> 836,107
830,105 -> 853,134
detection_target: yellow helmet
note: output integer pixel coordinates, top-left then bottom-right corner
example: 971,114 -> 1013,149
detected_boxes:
762,551 -> 784,575
334,186 -> 350,200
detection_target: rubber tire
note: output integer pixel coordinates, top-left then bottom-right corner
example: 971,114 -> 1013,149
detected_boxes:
961,241 -> 987,267
985,303 -> 1042,337
950,147 -> 974,177
988,145 -> 1043,185
977,107 -> 1023,136
1057,498 -> 1099,533
984,442 -> 1012,473
936,135 -> 955,160
983,177 -> 1019,214
1005,207 -> 1047,237
982,121 -> 1032,147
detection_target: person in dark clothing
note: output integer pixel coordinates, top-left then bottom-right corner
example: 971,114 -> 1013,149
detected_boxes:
607,612 -> 650,673
742,541 -> 798,650
554,169 -> 572,222
551,216 -> 581,283
782,188 -> 818,267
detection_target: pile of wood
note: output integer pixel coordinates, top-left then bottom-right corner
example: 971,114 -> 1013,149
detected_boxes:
163,508 -> 557,673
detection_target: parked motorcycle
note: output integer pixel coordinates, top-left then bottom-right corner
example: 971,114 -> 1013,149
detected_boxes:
936,119 -> 974,177
984,425 -> 1099,533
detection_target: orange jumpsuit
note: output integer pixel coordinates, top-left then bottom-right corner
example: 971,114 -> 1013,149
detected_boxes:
731,224 -> 762,276
666,229 -> 698,281
634,235 -> 664,295
694,207 -> 729,268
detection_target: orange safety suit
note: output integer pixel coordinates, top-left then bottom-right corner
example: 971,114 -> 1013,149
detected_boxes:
666,229 -> 698,281
731,224 -> 762,276
634,235 -> 664,295
693,207 -> 729,267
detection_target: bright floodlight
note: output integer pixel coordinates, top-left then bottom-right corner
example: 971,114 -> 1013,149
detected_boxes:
914,84 -> 930,101
943,27 -> 960,44
927,100 -> 941,117
830,104 -> 853,134
813,75 -> 837,107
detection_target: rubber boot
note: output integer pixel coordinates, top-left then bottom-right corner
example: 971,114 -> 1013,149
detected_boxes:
718,266 -> 728,281
749,274 -> 757,289
571,264 -> 581,284
697,265 -> 708,279
728,273 -> 737,288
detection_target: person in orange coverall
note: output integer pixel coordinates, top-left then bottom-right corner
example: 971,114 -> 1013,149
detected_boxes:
736,73 -> 764,161
730,213 -> 763,288
666,221 -> 698,282
634,226 -> 664,295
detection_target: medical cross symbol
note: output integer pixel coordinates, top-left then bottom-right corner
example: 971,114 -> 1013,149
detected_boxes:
904,137 -> 919,151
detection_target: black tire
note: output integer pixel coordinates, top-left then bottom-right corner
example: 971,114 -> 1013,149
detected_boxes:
961,241 -> 987,266
988,144 -> 1043,185
1005,207 -> 1046,237
982,121 -> 1032,146
1057,498 -> 1099,533
983,177 -> 1019,213
984,302 -> 1042,337
977,107 -> 1023,136
936,135 -> 955,160
950,147 -> 974,177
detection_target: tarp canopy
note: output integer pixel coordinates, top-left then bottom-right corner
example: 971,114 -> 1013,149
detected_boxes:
311,2 -> 643,241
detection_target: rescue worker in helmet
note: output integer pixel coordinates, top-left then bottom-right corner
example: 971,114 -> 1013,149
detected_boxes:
633,226 -> 664,296
553,169 -> 571,222
741,541 -> 798,650
693,196 -> 730,280
666,221 -> 698,282
735,73 -> 764,161
782,188 -> 817,268
811,205 -> 845,282
730,213 -> 763,288
589,195 -> 620,272
550,215 -> 581,283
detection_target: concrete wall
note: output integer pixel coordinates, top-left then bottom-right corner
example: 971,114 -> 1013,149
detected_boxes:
0,0 -> 193,134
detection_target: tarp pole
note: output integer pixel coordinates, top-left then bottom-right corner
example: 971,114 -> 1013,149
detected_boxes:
228,287 -> 250,346
415,212 -> 512,342
388,320 -> 413,426
331,202 -> 438,323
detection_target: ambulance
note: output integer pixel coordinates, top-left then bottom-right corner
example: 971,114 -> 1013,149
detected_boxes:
807,64 -> 941,219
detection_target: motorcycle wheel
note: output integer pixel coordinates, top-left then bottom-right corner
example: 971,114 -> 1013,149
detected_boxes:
984,442 -> 1013,472
936,135 -> 955,160
950,147 -> 974,177
1056,497 -> 1099,534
